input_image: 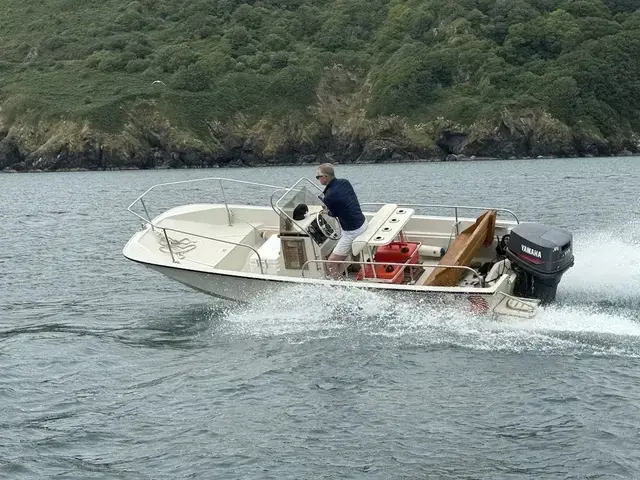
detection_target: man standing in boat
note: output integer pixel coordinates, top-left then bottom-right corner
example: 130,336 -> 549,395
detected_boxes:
316,163 -> 367,279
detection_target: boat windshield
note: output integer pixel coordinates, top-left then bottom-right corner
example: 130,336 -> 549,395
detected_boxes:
272,177 -> 326,232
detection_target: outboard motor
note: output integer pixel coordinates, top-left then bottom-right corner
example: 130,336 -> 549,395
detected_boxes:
504,223 -> 574,304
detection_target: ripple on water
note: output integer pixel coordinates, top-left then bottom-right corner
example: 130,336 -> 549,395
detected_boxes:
2,164 -> 640,479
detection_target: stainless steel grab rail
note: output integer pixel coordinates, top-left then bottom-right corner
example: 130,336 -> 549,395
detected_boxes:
126,177 -> 522,277
360,202 -> 520,227
127,177 -> 289,274
127,177 -> 286,224
301,259 -> 485,286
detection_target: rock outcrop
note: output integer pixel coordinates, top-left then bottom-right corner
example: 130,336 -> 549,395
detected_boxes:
1,113 -> 638,172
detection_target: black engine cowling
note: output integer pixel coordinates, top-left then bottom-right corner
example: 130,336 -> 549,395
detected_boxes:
504,223 -> 574,304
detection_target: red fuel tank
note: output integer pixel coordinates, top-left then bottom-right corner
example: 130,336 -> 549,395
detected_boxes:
374,241 -> 420,265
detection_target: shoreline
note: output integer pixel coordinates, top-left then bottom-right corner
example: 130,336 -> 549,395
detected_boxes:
3,153 -> 638,174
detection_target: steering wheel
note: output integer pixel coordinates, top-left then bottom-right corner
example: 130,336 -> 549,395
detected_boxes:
315,210 -> 342,240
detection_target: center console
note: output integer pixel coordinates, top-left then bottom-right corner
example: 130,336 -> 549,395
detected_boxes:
277,205 -> 337,278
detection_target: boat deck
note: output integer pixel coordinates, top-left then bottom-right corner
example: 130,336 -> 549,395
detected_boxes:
139,218 -> 264,270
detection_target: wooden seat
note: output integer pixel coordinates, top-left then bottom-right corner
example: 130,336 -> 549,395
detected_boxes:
422,210 -> 497,287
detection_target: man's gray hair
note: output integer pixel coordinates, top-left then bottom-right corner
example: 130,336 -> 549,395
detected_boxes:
318,163 -> 335,177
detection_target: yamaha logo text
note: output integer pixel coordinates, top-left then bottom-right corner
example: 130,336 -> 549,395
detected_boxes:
521,244 -> 542,258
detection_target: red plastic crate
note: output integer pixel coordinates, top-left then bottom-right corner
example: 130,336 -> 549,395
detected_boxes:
357,264 -> 404,284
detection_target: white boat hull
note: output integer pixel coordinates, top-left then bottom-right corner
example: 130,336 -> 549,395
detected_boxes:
132,258 -> 518,316
140,261 -> 289,303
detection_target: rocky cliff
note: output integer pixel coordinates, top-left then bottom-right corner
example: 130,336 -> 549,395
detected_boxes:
2,107 -> 637,173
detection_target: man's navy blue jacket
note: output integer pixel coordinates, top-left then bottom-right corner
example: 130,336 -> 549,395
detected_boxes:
322,178 -> 365,231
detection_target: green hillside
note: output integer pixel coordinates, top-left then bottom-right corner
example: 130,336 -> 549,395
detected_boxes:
0,0 -> 639,170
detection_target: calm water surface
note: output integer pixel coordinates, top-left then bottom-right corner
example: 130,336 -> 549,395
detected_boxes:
1,157 -> 640,479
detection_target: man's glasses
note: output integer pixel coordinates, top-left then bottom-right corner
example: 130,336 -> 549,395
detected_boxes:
316,175 -> 325,179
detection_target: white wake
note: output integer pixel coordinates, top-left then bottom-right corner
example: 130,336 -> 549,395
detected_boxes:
216,224 -> 640,357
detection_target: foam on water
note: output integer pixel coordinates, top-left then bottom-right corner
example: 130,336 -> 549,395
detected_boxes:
559,219 -> 640,307
219,225 -> 640,357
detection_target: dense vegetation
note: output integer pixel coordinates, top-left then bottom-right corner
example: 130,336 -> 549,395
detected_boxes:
0,0 -> 639,170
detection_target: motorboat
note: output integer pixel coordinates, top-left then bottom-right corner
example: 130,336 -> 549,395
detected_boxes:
123,176 -> 575,318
